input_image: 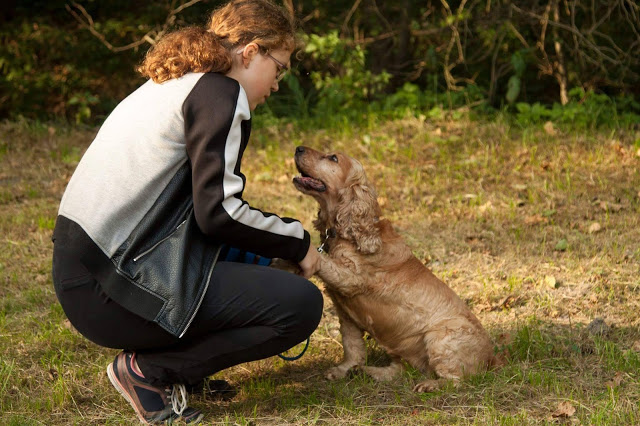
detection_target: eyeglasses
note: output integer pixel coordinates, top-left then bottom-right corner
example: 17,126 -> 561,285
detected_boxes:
237,44 -> 290,82
262,50 -> 289,82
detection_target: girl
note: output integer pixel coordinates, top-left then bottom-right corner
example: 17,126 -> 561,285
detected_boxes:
51,0 -> 323,423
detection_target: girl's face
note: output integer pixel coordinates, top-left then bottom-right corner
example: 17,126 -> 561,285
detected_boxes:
226,43 -> 292,111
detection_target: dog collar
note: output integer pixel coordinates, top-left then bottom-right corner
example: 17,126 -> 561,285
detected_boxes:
317,228 -> 337,253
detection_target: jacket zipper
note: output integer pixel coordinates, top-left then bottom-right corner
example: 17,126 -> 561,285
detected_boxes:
133,220 -> 187,262
179,245 -> 222,338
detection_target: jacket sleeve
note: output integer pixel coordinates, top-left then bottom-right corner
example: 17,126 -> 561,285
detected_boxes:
182,73 -> 310,262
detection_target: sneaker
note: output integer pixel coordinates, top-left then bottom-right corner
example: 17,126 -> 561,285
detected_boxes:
168,381 -> 205,424
169,406 -> 205,424
107,351 -> 204,424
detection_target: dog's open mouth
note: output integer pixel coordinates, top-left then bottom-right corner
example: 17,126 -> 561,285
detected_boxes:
293,168 -> 326,192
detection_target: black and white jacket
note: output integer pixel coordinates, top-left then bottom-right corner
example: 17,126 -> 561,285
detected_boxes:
55,72 -> 310,337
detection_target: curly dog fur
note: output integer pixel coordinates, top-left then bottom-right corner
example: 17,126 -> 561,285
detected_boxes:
293,146 -> 500,392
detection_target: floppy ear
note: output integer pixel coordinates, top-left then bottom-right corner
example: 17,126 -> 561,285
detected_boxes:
335,161 -> 382,254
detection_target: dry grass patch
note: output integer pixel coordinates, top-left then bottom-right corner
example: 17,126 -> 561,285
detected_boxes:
1,117 -> 639,425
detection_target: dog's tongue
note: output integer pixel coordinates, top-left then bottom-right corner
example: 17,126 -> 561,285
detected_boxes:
294,175 -> 326,192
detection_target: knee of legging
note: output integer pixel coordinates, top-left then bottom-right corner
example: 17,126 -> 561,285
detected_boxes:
283,279 -> 324,335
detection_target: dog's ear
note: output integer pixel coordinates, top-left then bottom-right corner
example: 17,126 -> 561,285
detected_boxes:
335,161 -> 382,254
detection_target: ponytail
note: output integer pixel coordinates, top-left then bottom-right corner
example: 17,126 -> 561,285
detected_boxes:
137,27 -> 233,83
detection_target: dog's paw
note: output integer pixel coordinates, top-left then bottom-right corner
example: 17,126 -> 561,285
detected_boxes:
413,379 -> 441,393
325,366 -> 350,380
346,365 -> 364,378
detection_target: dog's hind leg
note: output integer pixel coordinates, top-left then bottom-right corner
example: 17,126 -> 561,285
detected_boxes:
326,305 -> 366,380
413,328 -> 469,392
413,360 -> 462,392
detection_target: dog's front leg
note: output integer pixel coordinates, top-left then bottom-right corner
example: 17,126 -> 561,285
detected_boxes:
317,255 -> 364,297
326,299 -> 366,380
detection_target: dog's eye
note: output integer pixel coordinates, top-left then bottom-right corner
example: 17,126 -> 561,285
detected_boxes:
328,154 -> 338,163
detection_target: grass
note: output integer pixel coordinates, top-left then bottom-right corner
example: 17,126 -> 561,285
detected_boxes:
1,114 -> 639,425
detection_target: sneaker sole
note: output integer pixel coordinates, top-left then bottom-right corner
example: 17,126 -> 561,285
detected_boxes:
107,362 -> 150,425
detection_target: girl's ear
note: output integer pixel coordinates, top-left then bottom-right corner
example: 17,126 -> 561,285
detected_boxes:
335,167 -> 382,254
237,42 -> 259,67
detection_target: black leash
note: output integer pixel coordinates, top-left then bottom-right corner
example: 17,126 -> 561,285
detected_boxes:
278,337 -> 310,361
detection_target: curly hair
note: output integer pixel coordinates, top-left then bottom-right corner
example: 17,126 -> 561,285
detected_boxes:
138,0 -> 298,83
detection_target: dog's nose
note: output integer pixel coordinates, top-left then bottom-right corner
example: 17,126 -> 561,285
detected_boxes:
295,146 -> 305,155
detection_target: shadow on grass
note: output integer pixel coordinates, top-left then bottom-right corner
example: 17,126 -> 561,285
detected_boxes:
193,320 -> 640,424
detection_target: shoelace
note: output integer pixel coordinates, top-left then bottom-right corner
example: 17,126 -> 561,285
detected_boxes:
170,384 -> 188,416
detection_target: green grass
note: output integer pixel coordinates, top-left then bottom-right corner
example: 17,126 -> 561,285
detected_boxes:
1,115 -> 639,424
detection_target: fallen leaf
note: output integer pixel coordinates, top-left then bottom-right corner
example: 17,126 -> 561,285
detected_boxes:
588,222 -> 602,234
606,371 -> 625,389
543,121 -> 556,135
611,141 -> 626,155
475,302 -> 492,312
62,319 -> 73,330
544,275 -> 559,289
492,295 -> 522,310
478,201 -> 493,213
555,239 -> 568,251
48,368 -> 59,382
525,215 -> 547,226
552,401 -> 576,418
599,201 -> 623,212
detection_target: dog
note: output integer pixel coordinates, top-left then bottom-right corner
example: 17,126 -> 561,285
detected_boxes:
292,145 -> 500,392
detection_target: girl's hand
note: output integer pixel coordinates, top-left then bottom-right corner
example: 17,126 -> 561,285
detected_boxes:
298,244 -> 321,278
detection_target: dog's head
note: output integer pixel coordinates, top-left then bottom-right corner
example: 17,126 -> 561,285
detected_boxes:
293,146 -> 382,254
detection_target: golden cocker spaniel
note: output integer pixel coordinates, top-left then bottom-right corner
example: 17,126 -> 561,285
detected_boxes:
293,146 -> 500,392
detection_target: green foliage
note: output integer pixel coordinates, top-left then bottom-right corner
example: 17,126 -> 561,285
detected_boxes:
515,88 -> 640,130
0,16 -> 142,124
1,1 -> 638,128
303,32 -> 391,119
505,50 -> 529,104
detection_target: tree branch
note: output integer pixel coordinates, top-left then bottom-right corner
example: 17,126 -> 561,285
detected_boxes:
341,0 -> 363,36
66,0 -> 204,53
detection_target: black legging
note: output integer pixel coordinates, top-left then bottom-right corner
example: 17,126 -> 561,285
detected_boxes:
53,251 -> 323,386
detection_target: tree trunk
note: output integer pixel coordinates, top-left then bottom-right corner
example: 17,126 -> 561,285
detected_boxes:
552,0 -> 569,105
